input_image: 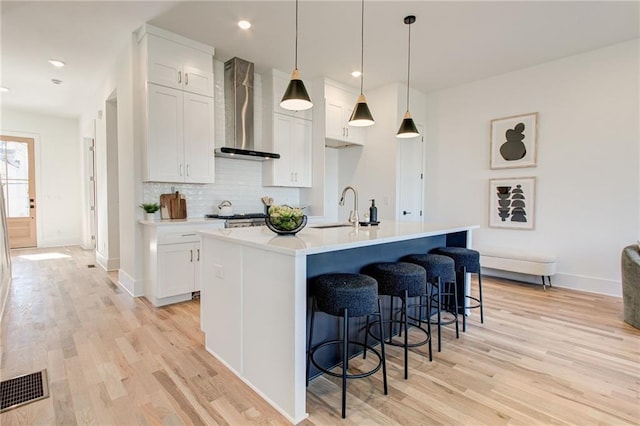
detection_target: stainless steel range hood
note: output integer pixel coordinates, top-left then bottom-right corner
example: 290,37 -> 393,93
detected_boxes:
215,57 -> 280,161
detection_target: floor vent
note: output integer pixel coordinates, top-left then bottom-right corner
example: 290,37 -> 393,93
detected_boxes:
87,264 -> 96,268
0,370 -> 50,412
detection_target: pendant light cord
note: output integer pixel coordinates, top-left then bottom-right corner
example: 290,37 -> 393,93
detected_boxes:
360,0 -> 365,95
406,18 -> 412,112
295,0 -> 299,70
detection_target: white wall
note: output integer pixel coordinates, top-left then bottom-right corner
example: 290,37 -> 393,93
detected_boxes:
0,109 -> 82,247
335,83 -> 427,222
424,39 -> 640,296
80,40 -> 139,292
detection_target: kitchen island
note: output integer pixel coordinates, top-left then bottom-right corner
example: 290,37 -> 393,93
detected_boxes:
199,221 -> 478,423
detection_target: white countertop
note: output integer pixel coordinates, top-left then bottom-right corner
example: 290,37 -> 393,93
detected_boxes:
139,217 -> 226,226
199,221 -> 479,256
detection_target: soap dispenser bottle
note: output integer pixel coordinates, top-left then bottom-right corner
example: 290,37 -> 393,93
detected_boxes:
369,199 -> 378,223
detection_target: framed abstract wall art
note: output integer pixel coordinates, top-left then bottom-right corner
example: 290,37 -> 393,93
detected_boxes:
489,177 -> 536,230
490,112 -> 538,169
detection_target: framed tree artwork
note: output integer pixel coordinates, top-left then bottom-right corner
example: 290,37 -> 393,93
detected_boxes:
490,112 -> 538,169
489,177 -> 536,230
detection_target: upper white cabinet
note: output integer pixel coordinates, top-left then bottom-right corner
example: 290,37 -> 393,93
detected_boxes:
137,25 -> 215,183
324,81 -> 364,148
263,113 -> 312,187
262,69 -> 313,188
145,32 -> 214,97
146,85 -> 215,183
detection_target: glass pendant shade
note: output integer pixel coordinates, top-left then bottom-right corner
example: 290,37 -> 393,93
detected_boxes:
349,94 -> 375,127
280,69 -> 312,111
396,111 -> 419,138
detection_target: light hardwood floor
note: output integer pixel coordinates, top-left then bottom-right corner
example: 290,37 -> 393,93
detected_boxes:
1,246 -> 638,425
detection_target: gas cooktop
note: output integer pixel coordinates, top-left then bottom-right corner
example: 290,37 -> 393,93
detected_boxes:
205,213 -> 267,219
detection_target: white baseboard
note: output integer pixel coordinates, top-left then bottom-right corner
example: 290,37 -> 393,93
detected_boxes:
95,251 -> 120,271
481,268 -> 622,297
117,269 -> 144,297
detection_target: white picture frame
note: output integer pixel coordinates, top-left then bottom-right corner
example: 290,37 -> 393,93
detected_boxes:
489,177 -> 536,230
490,112 -> 538,169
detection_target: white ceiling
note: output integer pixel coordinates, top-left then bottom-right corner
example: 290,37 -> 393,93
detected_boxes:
1,1 -> 638,118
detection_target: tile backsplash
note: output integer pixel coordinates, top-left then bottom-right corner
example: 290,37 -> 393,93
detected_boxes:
143,157 -> 300,217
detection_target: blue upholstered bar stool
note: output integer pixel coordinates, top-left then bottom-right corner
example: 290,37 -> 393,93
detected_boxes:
362,262 -> 431,380
401,254 -> 459,352
307,273 -> 388,419
431,247 -> 484,332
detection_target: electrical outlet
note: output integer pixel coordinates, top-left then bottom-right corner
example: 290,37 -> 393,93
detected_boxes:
383,196 -> 389,206
214,264 -> 224,278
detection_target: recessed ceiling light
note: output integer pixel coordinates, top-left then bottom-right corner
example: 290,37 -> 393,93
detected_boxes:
351,71 -> 362,78
238,20 -> 252,30
0,87 -> 9,92
48,59 -> 65,67
51,79 -> 63,85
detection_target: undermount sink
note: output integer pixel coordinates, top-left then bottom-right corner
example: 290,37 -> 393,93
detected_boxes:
311,223 -> 353,229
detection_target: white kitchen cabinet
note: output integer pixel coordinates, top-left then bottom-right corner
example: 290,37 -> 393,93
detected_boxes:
137,25 -> 215,183
263,113 -> 312,187
324,82 -> 364,148
146,84 -> 215,183
157,241 -> 199,298
141,220 -> 225,307
145,32 -> 214,97
262,69 -> 313,188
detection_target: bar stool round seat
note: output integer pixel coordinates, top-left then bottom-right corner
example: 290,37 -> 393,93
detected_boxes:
431,246 -> 484,331
401,254 -> 459,352
362,262 -> 431,379
307,273 -> 388,419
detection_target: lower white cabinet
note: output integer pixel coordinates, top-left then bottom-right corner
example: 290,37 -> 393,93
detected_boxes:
263,113 -> 312,187
157,241 -> 199,297
141,221 -> 224,306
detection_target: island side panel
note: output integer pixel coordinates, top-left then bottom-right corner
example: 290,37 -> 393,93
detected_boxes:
201,238 -> 243,375
242,247 -> 308,423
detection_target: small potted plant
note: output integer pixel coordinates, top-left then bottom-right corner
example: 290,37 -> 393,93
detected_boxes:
140,202 -> 160,221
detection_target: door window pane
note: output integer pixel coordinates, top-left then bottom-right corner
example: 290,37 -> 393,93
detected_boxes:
6,181 -> 29,217
0,141 -> 8,180
6,141 -> 28,180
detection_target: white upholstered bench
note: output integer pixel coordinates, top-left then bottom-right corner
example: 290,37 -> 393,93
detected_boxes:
478,247 -> 557,289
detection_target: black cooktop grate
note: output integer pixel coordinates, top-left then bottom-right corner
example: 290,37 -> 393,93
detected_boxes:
0,370 -> 49,412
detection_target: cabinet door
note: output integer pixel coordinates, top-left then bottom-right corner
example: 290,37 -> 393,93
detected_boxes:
183,65 -> 214,97
325,101 -> 346,141
184,92 -> 215,183
147,84 -> 184,182
344,108 -> 364,145
146,35 -> 183,90
157,242 -> 196,298
291,118 -> 312,187
271,113 -> 293,185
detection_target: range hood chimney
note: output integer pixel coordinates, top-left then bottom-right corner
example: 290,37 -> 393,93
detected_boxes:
215,57 -> 280,161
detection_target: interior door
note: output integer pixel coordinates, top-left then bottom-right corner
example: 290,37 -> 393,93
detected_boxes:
397,127 -> 424,222
0,135 -> 36,248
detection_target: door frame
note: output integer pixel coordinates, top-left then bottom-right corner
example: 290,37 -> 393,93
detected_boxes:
0,131 -> 40,247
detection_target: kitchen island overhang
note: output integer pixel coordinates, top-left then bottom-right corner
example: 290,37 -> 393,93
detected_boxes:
198,222 -> 478,423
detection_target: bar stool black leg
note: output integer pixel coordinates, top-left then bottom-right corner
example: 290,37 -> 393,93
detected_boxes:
403,290 -> 409,380
341,308 -> 349,419
436,277 -> 442,352
377,299 -> 388,395
452,281 -> 460,339
478,272 -> 484,324
462,266 -> 467,332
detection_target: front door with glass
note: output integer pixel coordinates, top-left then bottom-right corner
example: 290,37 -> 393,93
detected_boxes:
0,135 -> 36,248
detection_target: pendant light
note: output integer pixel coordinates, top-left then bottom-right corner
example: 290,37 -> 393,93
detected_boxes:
281,0 -> 313,111
348,0 -> 374,127
397,15 -> 419,138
